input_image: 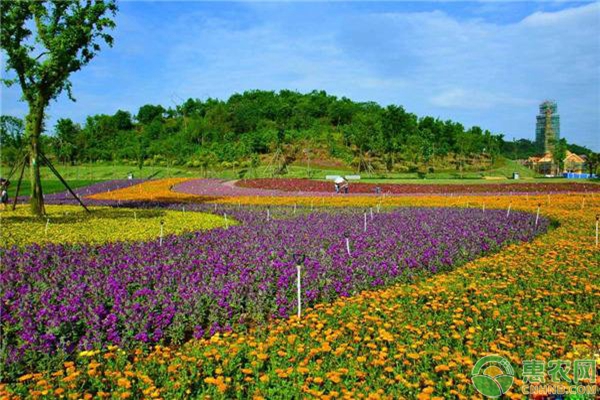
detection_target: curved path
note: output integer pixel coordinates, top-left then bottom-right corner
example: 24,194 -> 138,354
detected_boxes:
173,178 -> 374,197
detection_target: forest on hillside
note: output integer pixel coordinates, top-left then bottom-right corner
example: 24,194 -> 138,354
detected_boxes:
0,90 -> 592,174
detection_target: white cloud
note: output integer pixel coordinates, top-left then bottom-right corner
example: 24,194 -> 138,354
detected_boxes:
1,2 -> 598,149
334,3 -> 599,147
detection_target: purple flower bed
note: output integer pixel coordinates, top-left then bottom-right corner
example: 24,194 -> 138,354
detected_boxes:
1,207 -> 548,368
43,179 -> 145,205
14,179 -> 144,206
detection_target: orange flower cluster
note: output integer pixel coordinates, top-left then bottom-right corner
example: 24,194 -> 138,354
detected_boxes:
3,192 -> 599,399
87,178 -> 208,203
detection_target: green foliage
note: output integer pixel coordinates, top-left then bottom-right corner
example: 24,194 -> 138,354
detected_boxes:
551,138 -> 568,172
0,1 -> 117,106
1,90 -> 593,175
1,0 -> 118,215
0,115 -> 25,164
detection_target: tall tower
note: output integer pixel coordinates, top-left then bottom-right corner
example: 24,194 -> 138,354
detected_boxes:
535,100 -> 560,153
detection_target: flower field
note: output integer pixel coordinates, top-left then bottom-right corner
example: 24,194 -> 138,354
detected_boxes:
41,180 -> 145,205
237,178 -> 600,195
0,205 -> 229,248
1,207 -> 546,373
1,184 -> 599,399
87,178 -> 205,203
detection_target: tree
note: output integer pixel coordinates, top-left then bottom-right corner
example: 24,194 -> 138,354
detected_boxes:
113,110 -> 133,131
54,118 -> 80,164
586,152 -> 599,176
136,104 -> 165,125
550,138 -> 567,175
1,0 -> 117,215
0,116 -> 25,164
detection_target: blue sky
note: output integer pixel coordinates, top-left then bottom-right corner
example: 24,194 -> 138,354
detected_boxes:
1,1 -> 599,150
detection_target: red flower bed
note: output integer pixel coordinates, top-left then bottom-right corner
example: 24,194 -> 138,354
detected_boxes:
237,178 -> 600,194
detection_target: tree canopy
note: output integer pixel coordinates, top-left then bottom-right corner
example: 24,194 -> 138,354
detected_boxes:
1,89 -> 594,174
1,0 -> 117,215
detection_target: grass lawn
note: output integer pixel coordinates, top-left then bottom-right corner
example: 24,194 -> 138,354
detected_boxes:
6,179 -> 100,198
1,159 -> 597,193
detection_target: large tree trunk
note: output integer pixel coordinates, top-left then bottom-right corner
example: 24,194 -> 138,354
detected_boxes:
28,104 -> 45,216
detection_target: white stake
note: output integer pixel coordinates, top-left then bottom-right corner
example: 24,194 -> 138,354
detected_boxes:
535,204 -> 540,227
182,206 -> 185,213
506,204 -> 512,217
267,208 -> 270,222
370,208 -> 373,219
377,203 -> 381,213
224,213 -> 228,228
482,203 -> 486,213
364,212 -> 367,232
345,237 -> 351,256
596,215 -> 600,247
159,221 -> 164,246
293,203 -> 297,214
296,264 -> 302,319
45,218 -> 50,236
581,197 -> 585,210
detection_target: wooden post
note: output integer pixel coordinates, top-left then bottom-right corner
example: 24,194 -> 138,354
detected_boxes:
39,152 -> 90,213
293,254 -> 305,320
159,220 -> 164,246
297,264 -> 301,319
345,233 -> 351,256
596,214 -> 600,247
11,154 -> 27,211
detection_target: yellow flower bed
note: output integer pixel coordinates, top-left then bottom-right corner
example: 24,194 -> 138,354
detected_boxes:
0,205 -> 230,247
87,178 -> 204,202
3,194 -> 599,399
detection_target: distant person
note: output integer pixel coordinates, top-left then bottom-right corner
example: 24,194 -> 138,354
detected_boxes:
334,177 -> 347,194
340,181 -> 349,194
1,179 -> 9,210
